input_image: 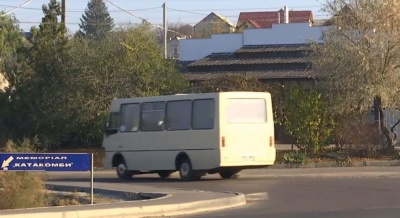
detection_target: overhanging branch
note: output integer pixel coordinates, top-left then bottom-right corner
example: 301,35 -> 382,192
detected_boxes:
390,118 -> 400,142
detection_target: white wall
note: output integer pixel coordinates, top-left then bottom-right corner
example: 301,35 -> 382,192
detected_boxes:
244,23 -> 326,45
180,34 -> 243,61
179,23 -> 328,61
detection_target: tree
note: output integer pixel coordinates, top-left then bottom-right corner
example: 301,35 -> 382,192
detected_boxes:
0,13 -> 22,143
280,85 -> 336,153
0,13 -> 23,91
59,24 -> 188,147
78,0 -> 114,40
157,22 -> 194,44
2,0 -> 69,148
311,0 -> 400,150
167,23 -> 193,39
192,74 -> 268,93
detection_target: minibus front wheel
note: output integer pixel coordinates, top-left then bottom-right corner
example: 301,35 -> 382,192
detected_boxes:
177,157 -> 201,181
116,160 -> 134,180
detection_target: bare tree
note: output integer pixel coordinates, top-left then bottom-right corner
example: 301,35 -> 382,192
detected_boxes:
311,0 -> 400,149
155,22 -> 194,44
167,22 -> 194,39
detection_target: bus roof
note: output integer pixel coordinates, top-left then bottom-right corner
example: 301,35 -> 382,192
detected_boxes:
109,91 -> 271,111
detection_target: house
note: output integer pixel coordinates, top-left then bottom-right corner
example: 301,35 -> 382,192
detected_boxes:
180,23 -> 326,62
184,44 -> 313,83
193,12 -> 236,38
167,36 -> 186,59
0,31 -> 32,92
0,73 -> 8,91
182,43 -> 315,144
236,6 -> 313,30
178,23 -> 327,143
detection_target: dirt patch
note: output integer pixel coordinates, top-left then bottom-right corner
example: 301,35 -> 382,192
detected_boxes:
46,190 -> 137,206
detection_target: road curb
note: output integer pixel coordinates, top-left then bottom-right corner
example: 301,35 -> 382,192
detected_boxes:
1,184 -> 246,218
45,184 -> 168,200
270,160 -> 400,169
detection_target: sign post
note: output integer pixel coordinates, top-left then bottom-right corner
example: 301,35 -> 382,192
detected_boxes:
0,153 -> 94,204
90,153 -> 94,204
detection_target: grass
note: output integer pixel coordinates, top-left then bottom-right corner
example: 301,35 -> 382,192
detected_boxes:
0,171 -> 134,210
0,171 -> 49,210
275,148 -> 400,165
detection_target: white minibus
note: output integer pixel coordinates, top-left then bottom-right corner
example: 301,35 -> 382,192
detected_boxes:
102,91 -> 276,180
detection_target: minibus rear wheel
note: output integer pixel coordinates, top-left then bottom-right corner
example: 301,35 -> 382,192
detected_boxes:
219,169 -> 241,179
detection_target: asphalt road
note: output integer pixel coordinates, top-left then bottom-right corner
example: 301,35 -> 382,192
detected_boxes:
48,167 -> 400,218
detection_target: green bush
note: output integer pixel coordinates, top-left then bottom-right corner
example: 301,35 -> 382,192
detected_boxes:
280,85 -> 336,153
0,137 -> 48,210
283,151 -> 309,164
1,136 -> 41,153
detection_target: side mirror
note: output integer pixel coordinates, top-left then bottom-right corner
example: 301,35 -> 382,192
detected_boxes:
105,129 -> 118,136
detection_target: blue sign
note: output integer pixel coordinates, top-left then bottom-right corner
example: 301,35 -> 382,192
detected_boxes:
0,153 -> 92,172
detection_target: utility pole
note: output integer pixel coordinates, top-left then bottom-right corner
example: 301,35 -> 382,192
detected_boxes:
163,2 -> 168,59
61,0 -> 66,24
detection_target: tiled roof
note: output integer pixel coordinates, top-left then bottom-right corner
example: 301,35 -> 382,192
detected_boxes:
237,10 -> 313,28
188,50 -> 308,67
194,12 -> 235,28
183,70 -> 312,80
236,44 -> 313,53
213,13 -> 235,27
182,43 -> 314,81
189,55 -> 307,67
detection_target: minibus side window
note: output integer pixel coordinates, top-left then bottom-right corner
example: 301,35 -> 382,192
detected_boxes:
120,103 -> 140,132
166,100 -> 192,131
140,102 -> 165,131
192,99 -> 215,130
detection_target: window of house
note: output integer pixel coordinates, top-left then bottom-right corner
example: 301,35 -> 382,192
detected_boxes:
140,102 -> 165,131
226,98 -> 266,123
173,45 -> 179,56
192,99 -> 215,129
120,104 -> 140,132
166,100 -> 192,131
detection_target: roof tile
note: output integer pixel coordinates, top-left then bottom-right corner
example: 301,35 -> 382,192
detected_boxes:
237,10 -> 313,28
183,70 -> 312,80
235,44 -> 313,53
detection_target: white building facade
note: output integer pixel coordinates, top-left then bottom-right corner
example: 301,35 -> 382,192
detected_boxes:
180,23 -> 328,62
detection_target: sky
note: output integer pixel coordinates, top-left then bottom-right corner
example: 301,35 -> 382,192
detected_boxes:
1,0 -> 330,33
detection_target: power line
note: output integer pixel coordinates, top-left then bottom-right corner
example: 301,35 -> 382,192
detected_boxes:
0,4 -> 161,13
13,17 -> 329,26
0,0 -> 32,17
104,0 -> 187,37
168,8 -> 208,16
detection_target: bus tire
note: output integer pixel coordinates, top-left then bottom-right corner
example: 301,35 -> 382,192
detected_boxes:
178,158 -> 201,181
219,169 -> 241,179
116,161 -> 134,180
157,171 -> 172,179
